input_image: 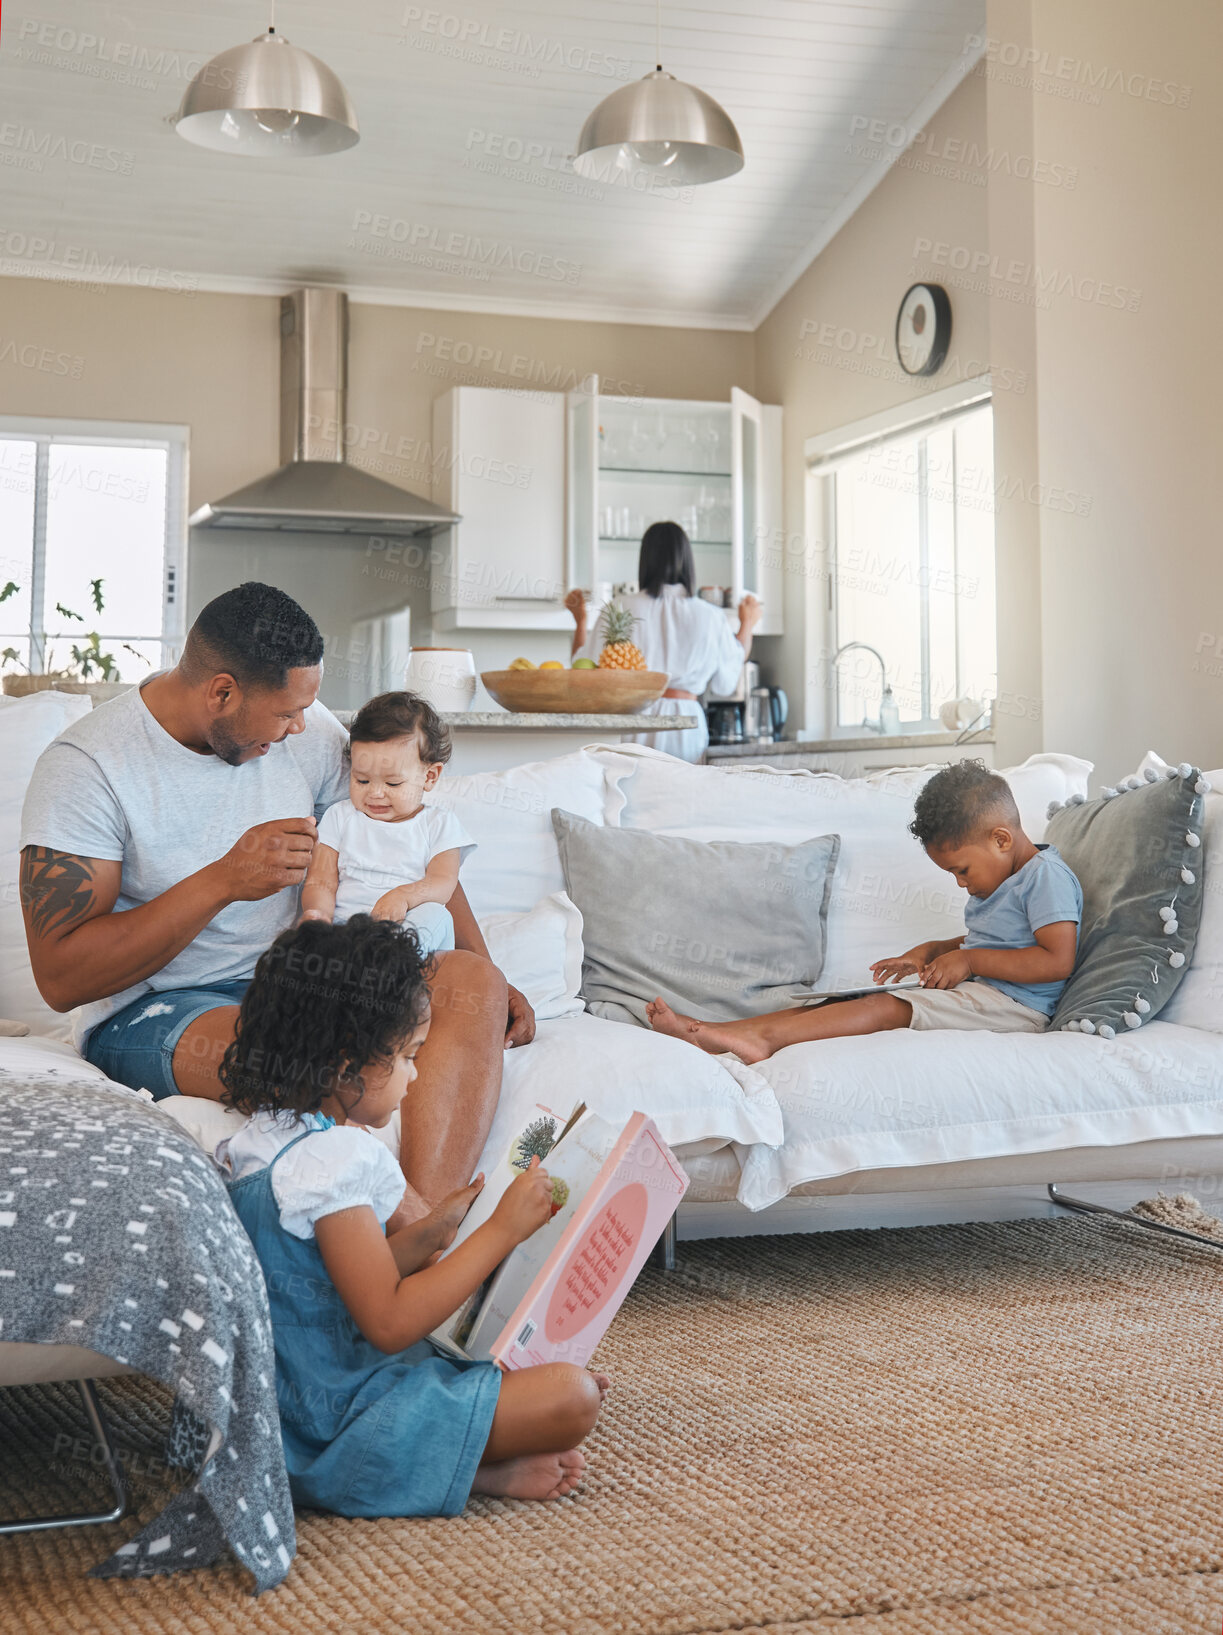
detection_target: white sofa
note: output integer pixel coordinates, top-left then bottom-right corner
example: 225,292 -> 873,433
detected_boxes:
3,690 -> 1222,1256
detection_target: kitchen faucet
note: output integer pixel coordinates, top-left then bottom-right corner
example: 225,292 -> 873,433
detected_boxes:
831,642 -> 898,734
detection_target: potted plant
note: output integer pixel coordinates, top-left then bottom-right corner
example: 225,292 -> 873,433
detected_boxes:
1,578 -> 149,699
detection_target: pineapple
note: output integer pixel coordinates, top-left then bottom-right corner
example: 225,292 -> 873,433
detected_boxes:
596,600 -> 647,671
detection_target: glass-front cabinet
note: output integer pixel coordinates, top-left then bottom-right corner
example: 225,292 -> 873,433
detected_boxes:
431,379 -> 781,633
566,377 -> 783,636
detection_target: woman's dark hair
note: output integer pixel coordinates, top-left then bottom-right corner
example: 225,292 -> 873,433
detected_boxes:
219,916 -> 431,1120
909,759 -> 1021,849
348,690 -> 451,765
638,521 -> 696,598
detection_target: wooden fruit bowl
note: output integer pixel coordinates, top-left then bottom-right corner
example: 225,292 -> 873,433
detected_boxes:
481,668 -> 669,715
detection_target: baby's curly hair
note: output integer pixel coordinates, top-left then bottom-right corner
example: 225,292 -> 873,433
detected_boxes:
909,758 -> 1021,850
219,915 -> 431,1120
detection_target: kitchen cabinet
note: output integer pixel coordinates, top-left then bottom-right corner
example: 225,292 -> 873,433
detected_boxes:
567,377 -> 784,636
430,387 -> 568,631
430,380 -> 782,634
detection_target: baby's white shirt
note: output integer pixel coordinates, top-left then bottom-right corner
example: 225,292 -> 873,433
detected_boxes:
317,798 -> 475,924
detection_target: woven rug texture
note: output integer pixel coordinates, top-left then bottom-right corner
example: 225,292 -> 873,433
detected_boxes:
3,1215 -> 1223,1634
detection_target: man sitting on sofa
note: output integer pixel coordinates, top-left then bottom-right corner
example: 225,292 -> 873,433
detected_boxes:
18,580 -> 533,1209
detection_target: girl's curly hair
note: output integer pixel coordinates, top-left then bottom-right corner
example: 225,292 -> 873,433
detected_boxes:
219,915 -> 431,1120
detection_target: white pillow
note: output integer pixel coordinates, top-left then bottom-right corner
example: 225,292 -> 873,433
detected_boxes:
478,892 -> 584,1022
1133,752 -> 1221,1033
589,746 -> 1092,991
428,749 -> 628,918
0,691 -> 95,1035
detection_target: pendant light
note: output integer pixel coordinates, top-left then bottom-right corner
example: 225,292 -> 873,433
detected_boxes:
176,2 -> 358,158
573,1 -> 742,187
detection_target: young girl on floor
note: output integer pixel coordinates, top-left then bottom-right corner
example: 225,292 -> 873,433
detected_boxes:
216,913 -> 607,1516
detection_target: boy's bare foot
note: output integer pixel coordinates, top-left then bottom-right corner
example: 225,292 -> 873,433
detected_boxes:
645,998 -> 770,1065
471,1448 -> 586,1501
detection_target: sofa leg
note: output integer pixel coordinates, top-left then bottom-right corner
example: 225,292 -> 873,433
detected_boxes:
1047,1183 -> 1223,1252
0,1379 -> 127,1536
654,1214 -> 678,1271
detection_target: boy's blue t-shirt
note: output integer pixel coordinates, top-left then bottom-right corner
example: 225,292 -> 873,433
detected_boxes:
962,844 -> 1083,1016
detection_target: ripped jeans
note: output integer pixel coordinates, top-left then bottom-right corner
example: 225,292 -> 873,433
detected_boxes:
82,978 -> 251,1100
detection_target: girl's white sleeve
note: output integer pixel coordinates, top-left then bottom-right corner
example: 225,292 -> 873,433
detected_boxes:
705,603 -> 746,697
316,800 -> 350,851
427,805 -> 477,864
270,1125 -> 406,1239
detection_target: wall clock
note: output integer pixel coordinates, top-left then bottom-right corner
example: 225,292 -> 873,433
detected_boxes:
895,283 -> 952,376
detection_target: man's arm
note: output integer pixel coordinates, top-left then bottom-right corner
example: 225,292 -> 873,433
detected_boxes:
21,818 -> 318,1012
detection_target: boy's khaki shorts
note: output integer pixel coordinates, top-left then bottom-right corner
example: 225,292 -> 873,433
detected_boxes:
895,979 -> 1049,1034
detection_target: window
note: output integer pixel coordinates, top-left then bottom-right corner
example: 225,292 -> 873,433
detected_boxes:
806,388 -> 996,734
0,419 -> 187,683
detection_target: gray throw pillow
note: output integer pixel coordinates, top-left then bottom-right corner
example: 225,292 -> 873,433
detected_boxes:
1045,764 -> 1209,1039
551,809 -> 840,1027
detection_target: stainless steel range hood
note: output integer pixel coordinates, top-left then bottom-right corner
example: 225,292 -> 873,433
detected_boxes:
189,288 -> 459,537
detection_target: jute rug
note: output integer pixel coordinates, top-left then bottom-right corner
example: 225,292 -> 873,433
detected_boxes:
4,1214 -> 1223,1635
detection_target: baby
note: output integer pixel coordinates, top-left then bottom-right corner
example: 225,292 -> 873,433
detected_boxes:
648,759 -> 1084,1063
301,691 -> 473,955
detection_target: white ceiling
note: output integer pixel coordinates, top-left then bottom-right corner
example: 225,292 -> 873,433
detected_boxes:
0,1 -> 984,328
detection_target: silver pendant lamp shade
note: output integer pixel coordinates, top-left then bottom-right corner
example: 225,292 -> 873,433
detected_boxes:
175,27 -> 359,157
573,67 -> 743,187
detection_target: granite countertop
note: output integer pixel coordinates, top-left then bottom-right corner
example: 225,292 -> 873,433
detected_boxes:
442,712 -> 702,730
333,710 -> 701,731
705,730 -> 995,760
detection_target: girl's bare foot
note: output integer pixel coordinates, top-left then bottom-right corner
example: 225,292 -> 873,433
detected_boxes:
471,1448 -> 586,1501
645,998 -> 771,1064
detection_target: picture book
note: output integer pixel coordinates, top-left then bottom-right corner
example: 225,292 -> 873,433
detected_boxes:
429,1107 -> 688,1370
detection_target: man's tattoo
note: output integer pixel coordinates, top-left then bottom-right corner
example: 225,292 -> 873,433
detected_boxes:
20,848 -> 97,936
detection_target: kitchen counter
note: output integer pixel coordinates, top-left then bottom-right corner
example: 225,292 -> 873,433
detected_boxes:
704,731 -> 996,774
333,709 -> 701,773
705,730 -> 993,760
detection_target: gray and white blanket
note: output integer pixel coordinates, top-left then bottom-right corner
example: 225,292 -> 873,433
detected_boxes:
0,1073 -> 294,1592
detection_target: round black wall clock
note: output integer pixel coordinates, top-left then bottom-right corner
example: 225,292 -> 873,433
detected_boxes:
895,283 -> 952,376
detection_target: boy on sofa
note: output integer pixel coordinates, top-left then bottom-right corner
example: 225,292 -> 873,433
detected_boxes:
647,760 -> 1082,1064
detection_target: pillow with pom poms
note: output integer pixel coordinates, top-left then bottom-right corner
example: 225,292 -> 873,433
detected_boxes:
1044,762 -> 1209,1040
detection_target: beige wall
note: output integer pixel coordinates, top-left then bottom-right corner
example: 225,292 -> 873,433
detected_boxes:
1019,0 -> 1223,781
0,276 -> 753,701
752,71 -> 992,737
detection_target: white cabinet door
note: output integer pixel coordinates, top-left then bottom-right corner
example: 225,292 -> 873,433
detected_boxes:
730,386 -> 783,636
431,386 -> 568,630
566,375 -> 598,596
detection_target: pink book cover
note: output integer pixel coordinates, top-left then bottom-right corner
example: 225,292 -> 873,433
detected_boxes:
489,1111 -> 689,1371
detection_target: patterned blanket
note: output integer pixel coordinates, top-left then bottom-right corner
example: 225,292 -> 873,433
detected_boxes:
0,1073 -> 294,1592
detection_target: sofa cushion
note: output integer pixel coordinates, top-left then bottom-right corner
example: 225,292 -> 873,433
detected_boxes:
0,690 -> 94,1034
1045,764 -> 1207,1038
589,746 -> 1092,991
477,892 -> 584,1022
1133,753 -> 1221,1034
427,749 -> 626,919
551,808 -> 839,1027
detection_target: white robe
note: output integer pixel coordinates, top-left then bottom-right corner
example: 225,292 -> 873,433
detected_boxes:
578,585 -> 745,762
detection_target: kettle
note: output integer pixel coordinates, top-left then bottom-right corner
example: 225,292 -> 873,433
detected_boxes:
768,687 -> 788,739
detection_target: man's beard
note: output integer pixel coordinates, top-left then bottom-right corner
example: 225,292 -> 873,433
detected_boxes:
210,717 -> 250,766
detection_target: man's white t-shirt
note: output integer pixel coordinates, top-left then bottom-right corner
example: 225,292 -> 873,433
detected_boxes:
317,799 -> 476,924
19,680 -> 349,1048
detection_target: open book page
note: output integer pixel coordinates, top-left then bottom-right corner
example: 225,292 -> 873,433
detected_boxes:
428,1101 -> 576,1355
462,1112 -> 620,1361
488,1113 -> 689,1372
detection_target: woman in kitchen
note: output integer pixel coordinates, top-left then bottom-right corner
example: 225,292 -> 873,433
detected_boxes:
565,520 -> 761,763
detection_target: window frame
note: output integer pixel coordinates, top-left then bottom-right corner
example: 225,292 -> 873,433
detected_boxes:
0,414 -> 189,674
802,376 -> 993,740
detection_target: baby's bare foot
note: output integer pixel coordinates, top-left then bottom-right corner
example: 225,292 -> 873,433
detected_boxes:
471,1448 -> 586,1501
591,1371 -> 611,1402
